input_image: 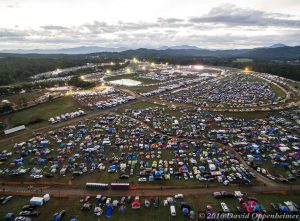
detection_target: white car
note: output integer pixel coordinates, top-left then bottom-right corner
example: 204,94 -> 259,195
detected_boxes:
199,177 -> 207,181
138,177 -> 147,182
33,174 -> 43,179
257,167 -> 261,173
174,194 -> 184,199
223,180 -> 229,186
221,202 -> 230,213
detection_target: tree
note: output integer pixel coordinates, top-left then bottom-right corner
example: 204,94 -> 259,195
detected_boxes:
0,103 -> 13,114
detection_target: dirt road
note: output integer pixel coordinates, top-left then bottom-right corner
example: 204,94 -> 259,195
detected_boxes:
1,184 -> 299,198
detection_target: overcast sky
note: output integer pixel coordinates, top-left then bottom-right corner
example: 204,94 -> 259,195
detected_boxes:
1,0 -> 300,49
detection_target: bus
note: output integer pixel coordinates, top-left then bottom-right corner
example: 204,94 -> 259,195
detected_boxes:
86,182 -> 109,190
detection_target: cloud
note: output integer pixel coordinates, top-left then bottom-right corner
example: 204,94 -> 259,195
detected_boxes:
189,4 -> 300,28
0,29 -> 28,40
1,4 -> 300,49
40,25 -> 69,30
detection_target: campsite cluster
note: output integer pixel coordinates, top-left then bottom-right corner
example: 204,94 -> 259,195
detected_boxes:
0,113 -> 255,185
126,106 -> 300,182
139,77 -> 206,97
2,191 -> 300,220
159,74 -> 282,109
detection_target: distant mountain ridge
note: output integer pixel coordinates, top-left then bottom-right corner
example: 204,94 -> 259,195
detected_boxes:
0,43 -> 290,54
159,45 -> 203,50
0,46 -> 130,54
94,45 -> 300,60
1,44 -> 300,60
269,43 -> 288,48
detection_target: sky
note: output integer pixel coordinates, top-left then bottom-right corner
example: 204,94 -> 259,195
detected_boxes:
0,0 -> 300,50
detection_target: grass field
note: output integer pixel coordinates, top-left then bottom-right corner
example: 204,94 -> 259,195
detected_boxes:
3,97 -> 82,128
1,91 -> 44,105
118,85 -> 160,94
233,58 -> 253,63
0,193 -> 299,221
271,84 -> 286,98
214,111 -> 269,119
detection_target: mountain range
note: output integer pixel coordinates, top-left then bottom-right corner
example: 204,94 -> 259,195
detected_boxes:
1,43 -> 299,60
0,44 -> 289,54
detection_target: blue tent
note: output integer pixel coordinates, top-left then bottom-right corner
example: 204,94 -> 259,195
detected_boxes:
108,165 -> 118,172
13,158 -> 23,164
182,165 -> 188,171
39,159 -> 47,165
252,204 -> 262,212
182,207 -> 189,216
280,162 -> 289,166
279,204 -> 289,213
106,205 -> 113,218
41,140 -> 49,147
154,171 -> 162,177
199,166 -> 205,171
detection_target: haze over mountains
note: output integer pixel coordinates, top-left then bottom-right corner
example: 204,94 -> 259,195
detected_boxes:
0,43 -> 299,60
0,43 -> 290,55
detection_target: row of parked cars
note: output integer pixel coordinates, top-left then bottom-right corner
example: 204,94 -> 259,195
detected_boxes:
48,110 -> 86,124
2,196 -> 39,221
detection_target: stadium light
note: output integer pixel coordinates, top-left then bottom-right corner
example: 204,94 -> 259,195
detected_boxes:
244,67 -> 250,72
194,65 -> 204,70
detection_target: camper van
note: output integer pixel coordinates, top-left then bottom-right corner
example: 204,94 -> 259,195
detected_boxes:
170,205 -> 176,216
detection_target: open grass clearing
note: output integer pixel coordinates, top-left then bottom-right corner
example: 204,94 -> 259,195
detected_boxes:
2,97 -> 83,128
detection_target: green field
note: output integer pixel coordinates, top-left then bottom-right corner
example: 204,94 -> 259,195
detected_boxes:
271,84 -> 286,98
118,85 -> 160,94
233,58 -> 253,63
1,91 -> 44,105
3,97 -> 82,128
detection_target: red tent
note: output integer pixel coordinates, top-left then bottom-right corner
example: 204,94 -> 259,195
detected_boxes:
131,200 -> 141,209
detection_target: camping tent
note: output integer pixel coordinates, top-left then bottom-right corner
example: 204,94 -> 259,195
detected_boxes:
131,200 -> 141,209
106,205 -> 113,218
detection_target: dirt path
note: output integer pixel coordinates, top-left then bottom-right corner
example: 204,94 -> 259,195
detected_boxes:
1,184 -> 299,198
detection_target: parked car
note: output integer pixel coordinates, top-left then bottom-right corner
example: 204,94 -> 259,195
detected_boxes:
221,202 -> 230,213
2,196 -> 12,205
